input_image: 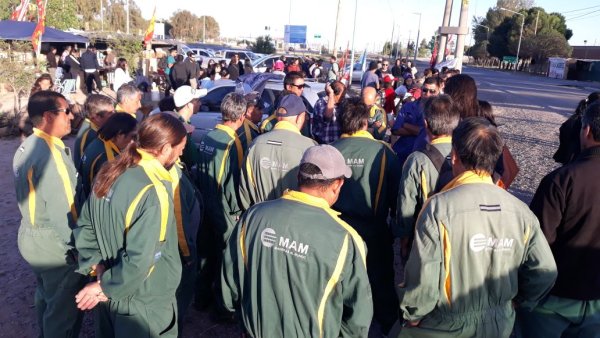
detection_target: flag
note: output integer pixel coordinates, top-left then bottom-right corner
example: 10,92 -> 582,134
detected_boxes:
143,6 -> 156,46
31,0 -> 46,53
10,0 -> 30,21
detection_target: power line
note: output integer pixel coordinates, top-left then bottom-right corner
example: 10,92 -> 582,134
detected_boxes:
568,12 -> 600,22
566,9 -> 600,21
561,4 -> 600,14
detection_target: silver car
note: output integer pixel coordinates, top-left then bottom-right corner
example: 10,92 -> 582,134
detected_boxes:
189,79 -> 325,143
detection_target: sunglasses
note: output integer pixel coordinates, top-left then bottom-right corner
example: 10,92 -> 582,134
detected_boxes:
383,63 -> 389,66
49,107 -> 72,115
422,88 -> 438,94
290,83 -> 306,89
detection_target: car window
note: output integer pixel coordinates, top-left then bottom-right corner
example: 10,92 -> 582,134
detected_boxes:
199,51 -> 209,57
200,87 -> 234,111
225,52 -> 235,59
354,64 -> 362,71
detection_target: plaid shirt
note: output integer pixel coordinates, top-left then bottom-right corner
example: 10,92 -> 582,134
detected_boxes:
312,97 -> 341,144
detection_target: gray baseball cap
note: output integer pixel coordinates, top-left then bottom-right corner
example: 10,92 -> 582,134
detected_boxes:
300,145 -> 352,180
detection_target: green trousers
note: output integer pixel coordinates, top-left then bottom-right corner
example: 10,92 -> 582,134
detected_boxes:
95,297 -> 178,338
176,255 -> 198,338
516,295 -> 600,338
18,226 -> 85,338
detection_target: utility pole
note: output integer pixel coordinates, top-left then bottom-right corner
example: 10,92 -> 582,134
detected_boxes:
100,0 -> 104,31
125,0 -> 130,34
349,0 -> 358,87
436,0 -> 454,65
500,7 -> 524,73
203,16 -> 206,43
534,10 -> 539,35
413,12 -> 422,63
332,0 -> 342,56
389,22 -> 395,58
454,0 -> 469,72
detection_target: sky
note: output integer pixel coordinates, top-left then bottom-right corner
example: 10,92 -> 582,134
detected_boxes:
136,0 -> 599,50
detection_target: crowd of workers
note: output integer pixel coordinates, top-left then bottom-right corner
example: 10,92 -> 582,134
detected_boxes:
12,49 -> 600,338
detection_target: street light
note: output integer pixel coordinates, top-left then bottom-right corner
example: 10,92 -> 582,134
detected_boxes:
476,24 -> 490,40
348,0 -> 359,86
413,12 -> 421,63
499,7 -> 524,72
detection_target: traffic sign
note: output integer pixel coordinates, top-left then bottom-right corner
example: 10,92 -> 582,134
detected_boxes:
314,34 -> 321,38
503,56 -> 517,64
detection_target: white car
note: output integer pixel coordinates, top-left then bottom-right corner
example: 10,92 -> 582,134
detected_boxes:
251,54 -> 301,73
344,63 -> 365,83
218,50 -> 261,61
189,79 -> 325,143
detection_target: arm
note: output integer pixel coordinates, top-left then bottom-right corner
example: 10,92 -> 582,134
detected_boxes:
238,154 -> 255,211
394,155 -> 421,239
74,199 -> 103,275
514,215 -> 558,311
100,194 -> 163,301
529,174 -> 564,245
399,204 -> 441,322
323,84 -> 336,120
220,216 -> 244,312
340,236 -> 373,338
386,148 -> 402,219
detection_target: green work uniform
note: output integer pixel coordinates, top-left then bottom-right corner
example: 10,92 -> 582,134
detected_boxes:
239,120 -> 317,210
392,171 -> 557,338
221,190 -> 374,337
332,130 -> 401,334
79,137 -> 120,202
395,137 -> 452,239
73,118 -> 99,171
74,149 -> 182,338
368,105 -> 388,141
237,119 -> 260,153
194,124 -> 244,310
168,163 -> 202,337
181,132 -> 201,170
14,128 -> 85,338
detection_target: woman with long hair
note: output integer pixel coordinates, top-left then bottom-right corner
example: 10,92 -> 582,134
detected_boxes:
113,58 -> 133,93
74,113 -> 188,337
31,73 -> 54,94
444,74 -> 480,119
553,91 -> 600,164
79,113 -> 137,199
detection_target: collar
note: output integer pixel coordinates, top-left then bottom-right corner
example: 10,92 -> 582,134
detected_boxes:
441,170 -> 493,193
33,128 -> 66,149
579,145 -> 600,158
85,118 -> 99,131
216,124 -> 239,139
115,104 -> 136,118
136,149 -> 172,182
340,130 -> 374,139
273,120 -> 301,134
101,138 -> 120,161
244,119 -> 260,131
431,136 -> 452,145
281,190 -> 339,214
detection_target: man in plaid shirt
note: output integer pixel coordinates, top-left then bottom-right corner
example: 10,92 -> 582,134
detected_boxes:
312,81 -> 347,144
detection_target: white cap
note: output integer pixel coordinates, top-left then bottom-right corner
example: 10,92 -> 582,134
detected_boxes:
174,86 -> 207,107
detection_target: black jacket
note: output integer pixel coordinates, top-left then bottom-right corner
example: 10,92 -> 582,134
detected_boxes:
530,146 -> 600,300
46,52 -> 57,68
80,50 -> 100,70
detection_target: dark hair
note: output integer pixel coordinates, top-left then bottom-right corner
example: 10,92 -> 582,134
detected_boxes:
423,68 -> 433,78
27,90 -> 66,127
331,80 -> 346,98
117,58 -> 127,71
98,113 -> 137,140
431,68 -> 440,75
444,74 -> 479,119
93,113 -> 187,197
175,54 -> 184,62
452,117 -> 503,175
582,102 -> 600,142
368,61 -> 378,71
219,68 -> 229,77
575,91 -> 600,116
424,95 -> 459,136
31,74 -> 54,95
159,96 -> 176,112
84,94 -> 115,119
284,71 -> 304,87
477,100 -> 496,126
330,55 -> 337,61
340,97 -> 369,134
297,163 -> 339,190
423,76 -> 440,87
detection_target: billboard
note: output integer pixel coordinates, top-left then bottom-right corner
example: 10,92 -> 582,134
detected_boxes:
284,25 -> 307,44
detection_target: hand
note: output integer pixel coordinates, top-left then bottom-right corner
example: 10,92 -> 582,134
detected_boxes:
373,121 -> 382,128
325,83 -> 334,96
91,263 -> 105,280
75,281 -> 108,311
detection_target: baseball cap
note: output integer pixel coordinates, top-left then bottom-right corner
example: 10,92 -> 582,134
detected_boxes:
300,145 -> 352,180
162,111 -> 195,133
244,92 -> 267,110
276,95 -> 306,117
274,60 -> 285,71
174,86 -> 207,107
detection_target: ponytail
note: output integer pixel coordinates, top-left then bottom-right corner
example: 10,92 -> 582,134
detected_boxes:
93,142 -> 141,198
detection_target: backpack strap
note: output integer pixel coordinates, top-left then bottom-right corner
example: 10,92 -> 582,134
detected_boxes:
418,143 -> 453,193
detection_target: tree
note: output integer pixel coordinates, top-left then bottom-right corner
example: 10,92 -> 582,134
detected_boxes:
252,35 -> 275,54
168,11 -> 219,42
45,0 -> 78,30
406,41 -> 416,57
418,38 -> 429,57
0,0 -> 12,20
381,41 -> 402,58
109,37 -> 143,72
521,30 -> 571,61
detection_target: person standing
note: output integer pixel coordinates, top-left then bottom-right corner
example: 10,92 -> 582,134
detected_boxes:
391,118 -> 557,338
73,114 -> 188,337
237,92 -> 263,152
227,54 -> 240,81
115,84 -> 143,120
113,58 -> 133,93
14,91 -> 85,337
520,102 -> 600,337
331,98 -> 401,335
194,93 -> 246,313
328,54 -> 339,82
221,145 -> 373,337
361,61 -> 380,91
184,52 -> 200,89
239,94 -> 317,210
259,71 -> 305,133
312,81 -> 346,144
80,45 -> 103,94
46,46 -> 58,82
73,94 -> 115,171
362,87 -> 388,140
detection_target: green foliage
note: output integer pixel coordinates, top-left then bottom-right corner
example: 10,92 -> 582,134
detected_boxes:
46,0 -> 78,30
0,0 -> 13,20
109,37 -> 142,72
0,41 -> 37,116
168,10 -> 219,41
252,35 -> 276,54
382,41 -> 402,57
418,38 -> 429,57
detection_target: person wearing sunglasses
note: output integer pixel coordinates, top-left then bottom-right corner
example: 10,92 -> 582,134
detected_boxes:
237,92 -> 264,151
73,94 -> 115,171
14,91 -> 85,337
260,71 -> 305,133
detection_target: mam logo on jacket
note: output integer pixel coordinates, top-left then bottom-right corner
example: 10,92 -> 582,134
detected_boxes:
469,233 -> 515,253
260,157 -> 289,171
260,228 -> 309,259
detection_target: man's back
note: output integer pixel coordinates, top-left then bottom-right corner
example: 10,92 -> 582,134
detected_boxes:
221,190 -> 373,337
239,122 -> 316,209
400,174 -> 557,336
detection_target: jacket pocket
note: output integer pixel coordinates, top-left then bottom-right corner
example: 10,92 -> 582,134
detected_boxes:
18,226 -> 70,271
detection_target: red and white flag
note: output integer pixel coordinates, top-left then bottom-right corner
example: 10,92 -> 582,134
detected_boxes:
10,0 -> 31,21
31,0 -> 46,53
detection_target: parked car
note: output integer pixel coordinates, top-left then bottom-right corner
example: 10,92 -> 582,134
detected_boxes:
344,63 -> 365,83
189,79 -> 325,143
180,45 -> 215,57
251,54 -> 303,73
218,49 -> 260,61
